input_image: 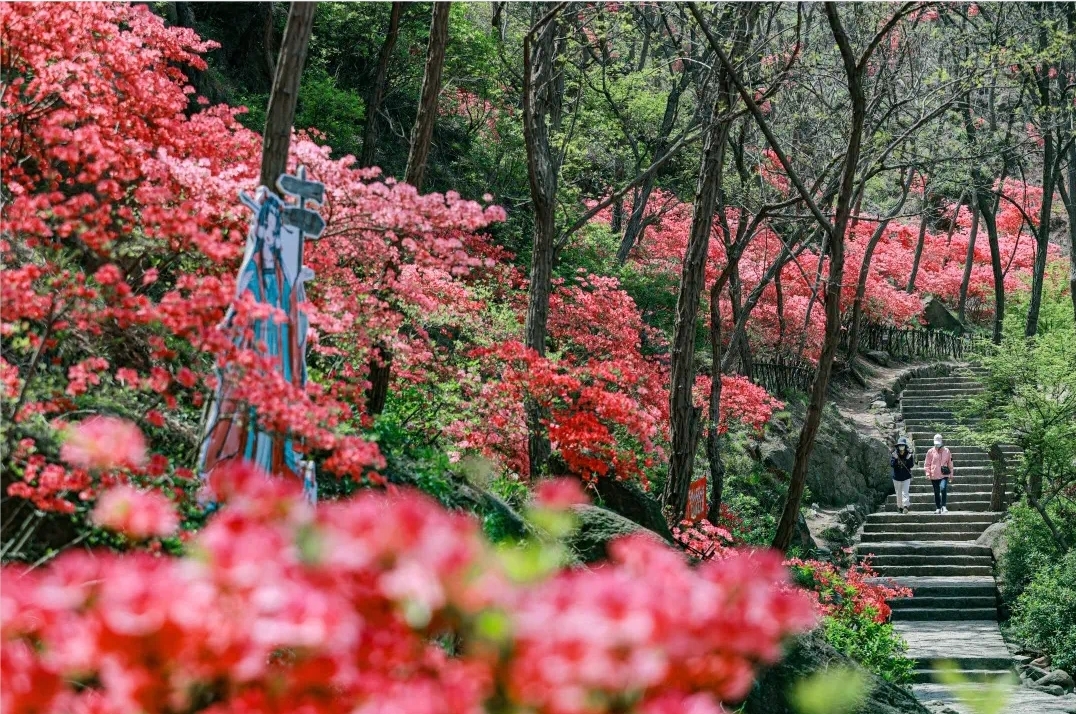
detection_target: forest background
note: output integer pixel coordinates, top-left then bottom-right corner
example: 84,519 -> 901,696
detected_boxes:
2,2 -> 1075,714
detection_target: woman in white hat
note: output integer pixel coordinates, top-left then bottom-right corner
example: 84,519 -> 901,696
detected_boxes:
924,433 -> 955,514
890,436 -> 915,514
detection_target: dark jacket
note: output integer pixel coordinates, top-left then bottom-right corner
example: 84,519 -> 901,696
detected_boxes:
891,449 -> 915,481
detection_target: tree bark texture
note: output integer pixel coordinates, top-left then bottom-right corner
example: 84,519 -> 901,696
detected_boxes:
617,71 -> 690,263
772,3 -> 865,552
404,1 -> 451,191
1068,138 -> 1076,322
846,168 -> 916,361
359,2 -> 402,168
522,3 -> 562,477
1025,127 -> 1055,337
662,96 -> 733,522
905,208 -> 929,293
260,2 -> 317,192
705,282 -> 725,522
957,195 -> 981,322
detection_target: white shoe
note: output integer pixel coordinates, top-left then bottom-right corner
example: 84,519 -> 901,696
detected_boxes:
934,508 -> 941,514
941,507 -> 949,514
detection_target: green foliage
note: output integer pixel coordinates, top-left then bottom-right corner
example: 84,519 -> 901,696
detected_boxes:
1000,502 -> 1076,603
1010,548 -> 1076,671
792,667 -> 869,714
821,614 -> 915,686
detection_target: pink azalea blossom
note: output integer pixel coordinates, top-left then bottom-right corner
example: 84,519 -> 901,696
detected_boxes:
92,485 -> 179,539
60,417 -> 147,471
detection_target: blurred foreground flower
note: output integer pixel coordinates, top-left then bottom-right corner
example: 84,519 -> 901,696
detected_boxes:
1,461 -> 816,714
92,485 -> 179,540
60,416 -> 147,471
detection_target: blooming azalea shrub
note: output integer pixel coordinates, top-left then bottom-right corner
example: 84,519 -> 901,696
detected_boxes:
787,558 -> 915,684
0,434 -> 818,714
0,2 -> 506,541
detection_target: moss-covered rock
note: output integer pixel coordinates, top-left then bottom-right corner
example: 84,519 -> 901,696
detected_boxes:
567,504 -> 667,563
763,403 -> 892,515
742,631 -> 929,714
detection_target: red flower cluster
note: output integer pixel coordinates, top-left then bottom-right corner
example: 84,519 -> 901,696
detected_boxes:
786,558 -> 912,624
1,459 -> 818,714
1,2 -> 503,512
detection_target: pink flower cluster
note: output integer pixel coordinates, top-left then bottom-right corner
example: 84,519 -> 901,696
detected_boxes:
1,461 -> 817,714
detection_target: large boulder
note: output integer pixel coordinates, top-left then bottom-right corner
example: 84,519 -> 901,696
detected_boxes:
976,521 -> 1008,562
742,631 -> 930,714
593,477 -> 674,541
924,296 -> 964,334
764,404 -> 892,515
567,504 -> 666,563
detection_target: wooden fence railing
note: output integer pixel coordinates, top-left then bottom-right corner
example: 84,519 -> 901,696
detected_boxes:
749,356 -> 816,395
749,325 -> 973,396
841,323 -> 970,360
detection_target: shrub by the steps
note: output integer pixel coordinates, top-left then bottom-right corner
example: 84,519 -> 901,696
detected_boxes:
1011,548 -> 1076,672
787,559 -> 915,684
1001,503 -> 1076,603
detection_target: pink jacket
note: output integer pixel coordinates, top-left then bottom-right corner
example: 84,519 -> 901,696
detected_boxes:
924,446 -> 954,480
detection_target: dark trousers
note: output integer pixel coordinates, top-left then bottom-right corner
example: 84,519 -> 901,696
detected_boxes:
931,478 -> 949,509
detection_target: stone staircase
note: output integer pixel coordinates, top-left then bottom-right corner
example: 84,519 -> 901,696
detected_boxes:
857,367 -> 1020,687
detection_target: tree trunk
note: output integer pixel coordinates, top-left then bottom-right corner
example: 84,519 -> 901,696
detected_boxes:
1068,138 -> 1076,322
772,4 -> 864,552
957,195 -> 981,322
522,3 -> 562,477
366,2 -> 449,414
846,168 -> 916,362
263,2 -> 277,80
705,284 -> 725,523
1025,127 -> 1055,337
663,105 -> 732,521
775,267 -> 786,346
404,1 -> 451,191
359,2 -> 402,168
260,1 -> 317,191
617,71 -> 689,263
905,209 -> 929,293
658,82 -> 735,518
976,190 -> 1006,344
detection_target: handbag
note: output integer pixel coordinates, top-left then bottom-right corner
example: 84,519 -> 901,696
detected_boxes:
941,465 -> 951,476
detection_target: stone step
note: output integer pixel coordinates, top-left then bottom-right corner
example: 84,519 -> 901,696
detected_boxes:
868,554 -> 992,567
861,530 -> 985,542
866,513 -> 998,526
872,564 -> 993,577
885,494 -> 997,506
907,479 -> 1004,488
888,579 -> 997,598
911,668 -> 1013,684
883,502 -> 999,513
865,520 -> 995,534
908,415 -> 985,425
890,595 -> 997,609
857,542 -> 995,557
906,480 -> 1003,489
913,654 -> 1014,670
905,377 -> 983,385
901,389 -> 984,398
907,464 -> 998,471
900,409 -> 959,418
895,607 -> 997,621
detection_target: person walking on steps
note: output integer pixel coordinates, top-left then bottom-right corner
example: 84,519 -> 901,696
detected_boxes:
891,436 -> 915,514
925,433 -> 955,514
